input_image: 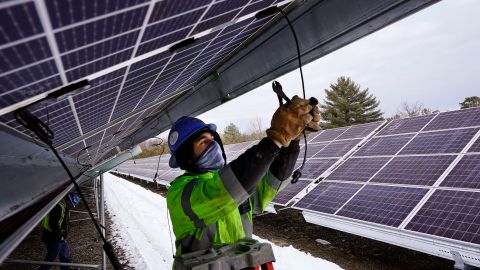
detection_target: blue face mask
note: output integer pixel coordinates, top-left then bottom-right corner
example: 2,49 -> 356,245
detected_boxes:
194,141 -> 225,172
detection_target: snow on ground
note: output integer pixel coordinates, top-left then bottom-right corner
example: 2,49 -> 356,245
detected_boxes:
104,173 -> 343,270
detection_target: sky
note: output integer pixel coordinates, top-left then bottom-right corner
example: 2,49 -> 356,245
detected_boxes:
104,173 -> 343,270
196,0 -> 480,133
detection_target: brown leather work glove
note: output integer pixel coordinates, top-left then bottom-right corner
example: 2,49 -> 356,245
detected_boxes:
294,104 -> 321,141
266,97 -> 314,147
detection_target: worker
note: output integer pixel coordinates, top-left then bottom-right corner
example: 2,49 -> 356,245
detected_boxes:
166,96 -> 320,258
40,193 -> 79,270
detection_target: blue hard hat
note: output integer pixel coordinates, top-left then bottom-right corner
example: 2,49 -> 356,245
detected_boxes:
168,116 -> 216,168
67,193 -> 81,208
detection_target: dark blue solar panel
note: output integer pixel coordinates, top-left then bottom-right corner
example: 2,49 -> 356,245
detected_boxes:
312,139 -> 361,158
55,7 -> 146,52
66,49 -> 133,81
149,0 -> 211,23
0,38 -> 51,73
304,143 -> 328,158
371,156 -> 456,186
310,127 -> 348,143
377,114 -> 435,136
399,128 -> 478,155
204,0 -> 249,19
300,158 -> 338,179
0,3 -> 42,45
440,155 -> 480,189
273,179 -> 312,206
45,0 -> 149,28
354,134 -> 414,156
62,32 -> 139,70
142,9 -> 204,42
294,182 -> 363,213
85,132 -> 104,146
326,157 -> 390,182
0,76 -> 63,108
405,190 -> 480,245
136,28 -> 190,56
76,85 -> 120,133
337,185 -> 428,227
0,60 -> 58,91
62,141 -> 86,156
468,137 -> 480,153
424,107 -> 480,131
336,121 -> 383,140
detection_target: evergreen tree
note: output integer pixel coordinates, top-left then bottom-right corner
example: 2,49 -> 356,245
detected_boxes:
321,76 -> 383,128
222,123 -> 242,144
460,96 -> 480,109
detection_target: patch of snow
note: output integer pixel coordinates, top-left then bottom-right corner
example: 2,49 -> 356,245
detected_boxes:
104,173 -> 342,270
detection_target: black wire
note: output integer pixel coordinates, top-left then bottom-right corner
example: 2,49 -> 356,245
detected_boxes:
153,139 -> 164,181
277,8 -> 308,183
14,109 -> 124,270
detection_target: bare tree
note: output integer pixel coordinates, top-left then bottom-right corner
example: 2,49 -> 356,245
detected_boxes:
392,101 -> 438,119
246,116 -> 266,140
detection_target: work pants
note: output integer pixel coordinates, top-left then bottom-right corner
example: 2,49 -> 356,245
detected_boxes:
39,241 -> 71,270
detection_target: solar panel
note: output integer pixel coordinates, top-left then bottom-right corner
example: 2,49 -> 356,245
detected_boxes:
271,121 -> 384,206
293,108 -> 480,258
405,189 -> 480,245
337,185 -> 428,227
468,137 -> 480,153
423,107 -> 480,131
1,0 -> 284,166
353,134 -> 414,156
440,155 -> 480,189
325,157 -> 390,182
371,155 -> 457,186
293,182 -> 362,214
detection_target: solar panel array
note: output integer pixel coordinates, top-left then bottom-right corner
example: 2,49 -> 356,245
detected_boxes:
0,0 -> 288,164
114,153 -> 184,185
272,121 -> 385,206
294,107 -> 480,247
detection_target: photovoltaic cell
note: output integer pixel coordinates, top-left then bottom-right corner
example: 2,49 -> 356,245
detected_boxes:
141,9 -> 204,42
204,0 -> 249,19
353,134 -> 414,156
312,139 -> 361,158
377,114 -> 435,136
337,185 -> 428,227
424,107 -> 480,131
0,38 -> 51,73
45,0 -> 149,28
371,156 -> 456,186
294,182 -> 362,214
304,143 -> 328,158
310,127 -> 348,143
336,121 -> 383,140
54,7 -> 147,52
468,137 -> 480,153
440,155 -> 480,189
405,190 -> 480,245
325,157 -> 390,182
272,179 -> 311,206
297,158 -> 338,179
399,128 -> 478,155
148,0 -> 211,23
0,3 -> 43,45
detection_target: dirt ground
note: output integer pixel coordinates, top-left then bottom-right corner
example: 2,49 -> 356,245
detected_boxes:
3,175 -> 454,270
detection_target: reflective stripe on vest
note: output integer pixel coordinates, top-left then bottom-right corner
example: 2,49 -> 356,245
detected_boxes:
177,178 -> 216,252
42,202 -> 65,232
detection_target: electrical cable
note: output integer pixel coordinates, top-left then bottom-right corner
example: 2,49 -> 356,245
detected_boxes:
152,139 -> 165,183
14,108 -> 124,270
266,7 -> 316,184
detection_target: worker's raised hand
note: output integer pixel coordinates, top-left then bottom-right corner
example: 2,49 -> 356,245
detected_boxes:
266,96 -> 316,147
294,102 -> 321,141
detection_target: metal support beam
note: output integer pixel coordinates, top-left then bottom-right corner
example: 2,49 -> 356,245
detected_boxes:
118,0 -> 441,149
4,259 -> 99,269
99,174 -> 107,270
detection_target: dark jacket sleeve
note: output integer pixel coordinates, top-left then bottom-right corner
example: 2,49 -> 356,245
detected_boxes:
49,205 -> 63,239
226,138 -> 280,194
270,140 -> 300,181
